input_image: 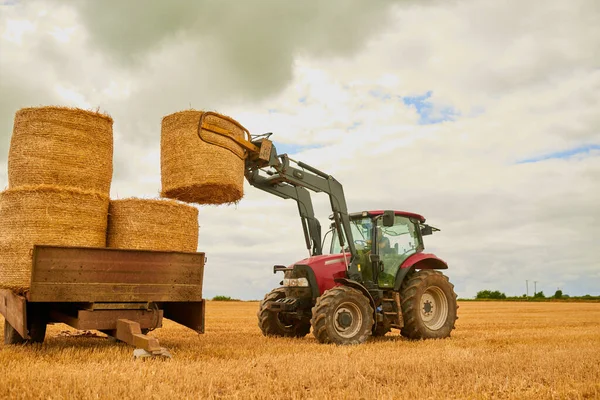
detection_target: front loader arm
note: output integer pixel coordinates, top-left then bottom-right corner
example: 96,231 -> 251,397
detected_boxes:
247,170 -> 322,256
244,141 -> 361,281
195,114 -> 360,281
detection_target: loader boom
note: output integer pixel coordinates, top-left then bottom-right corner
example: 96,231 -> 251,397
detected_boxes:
244,138 -> 362,282
196,114 -> 360,281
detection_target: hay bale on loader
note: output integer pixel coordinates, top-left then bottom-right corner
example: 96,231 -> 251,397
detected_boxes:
0,185 -> 109,292
161,110 -> 246,204
107,198 -> 199,252
8,106 -> 113,195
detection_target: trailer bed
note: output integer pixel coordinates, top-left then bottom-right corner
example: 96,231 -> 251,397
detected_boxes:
28,245 -> 204,302
1,245 -> 206,352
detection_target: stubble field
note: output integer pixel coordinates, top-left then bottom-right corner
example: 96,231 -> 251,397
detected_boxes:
0,301 -> 599,399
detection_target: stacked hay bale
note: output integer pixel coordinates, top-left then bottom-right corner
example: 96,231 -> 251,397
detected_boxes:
160,110 -> 246,204
8,107 -> 113,192
107,198 -> 198,252
0,186 -> 109,291
0,107 -> 112,292
0,106 -> 225,293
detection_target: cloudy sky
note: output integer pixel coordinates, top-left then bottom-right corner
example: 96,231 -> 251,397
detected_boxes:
1,0 -> 598,300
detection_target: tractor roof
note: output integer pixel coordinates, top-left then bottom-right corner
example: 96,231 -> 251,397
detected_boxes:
349,210 -> 426,223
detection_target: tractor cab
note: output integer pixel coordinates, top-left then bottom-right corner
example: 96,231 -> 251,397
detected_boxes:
327,210 -> 433,289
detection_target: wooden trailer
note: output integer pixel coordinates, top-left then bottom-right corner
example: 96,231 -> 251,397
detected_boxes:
0,245 -> 205,357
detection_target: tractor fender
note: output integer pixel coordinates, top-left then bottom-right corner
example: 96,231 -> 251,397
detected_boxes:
333,278 -> 377,320
393,253 -> 449,291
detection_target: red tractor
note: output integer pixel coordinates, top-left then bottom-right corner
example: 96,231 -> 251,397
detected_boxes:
258,210 -> 457,344
198,114 -> 458,345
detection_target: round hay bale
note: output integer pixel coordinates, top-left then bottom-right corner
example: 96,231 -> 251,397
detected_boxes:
107,198 -> 198,252
161,110 -> 245,204
8,106 -> 113,195
0,185 -> 109,293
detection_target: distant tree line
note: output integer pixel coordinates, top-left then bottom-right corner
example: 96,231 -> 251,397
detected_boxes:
473,289 -> 599,301
211,295 -> 241,301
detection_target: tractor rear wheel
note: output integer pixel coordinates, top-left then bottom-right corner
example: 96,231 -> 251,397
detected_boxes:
311,286 -> 374,345
257,288 -> 311,338
400,270 -> 457,340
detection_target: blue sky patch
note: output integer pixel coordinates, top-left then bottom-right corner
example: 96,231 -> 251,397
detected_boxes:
518,144 -> 600,163
274,142 -> 321,155
369,89 -> 391,101
401,91 -> 457,124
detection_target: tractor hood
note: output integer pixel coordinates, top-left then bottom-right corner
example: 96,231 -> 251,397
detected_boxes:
291,254 -> 349,296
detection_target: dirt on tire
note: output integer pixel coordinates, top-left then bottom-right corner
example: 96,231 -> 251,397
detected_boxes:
257,287 -> 311,338
311,286 -> 374,345
400,269 -> 458,340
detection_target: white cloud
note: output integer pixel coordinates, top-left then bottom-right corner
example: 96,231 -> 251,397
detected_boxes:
54,84 -> 91,109
2,18 -> 34,43
0,0 -> 598,301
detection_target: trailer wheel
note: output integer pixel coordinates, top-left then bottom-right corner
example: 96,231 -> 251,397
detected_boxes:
3,316 -> 46,345
257,288 -> 311,338
311,286 -> 374,345
26,305 -> 47,344
4,320 -> 25,345
400,270 -> 457,340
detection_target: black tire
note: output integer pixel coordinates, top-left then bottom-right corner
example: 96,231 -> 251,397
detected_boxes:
27,320 -> 46,343
257,288 -> 311,338
4,314 -> 46,345
400,270 -> 458,340
311,286 -> 374,345
26,305 -> 47,344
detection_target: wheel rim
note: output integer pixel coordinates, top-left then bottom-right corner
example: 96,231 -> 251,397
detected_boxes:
333,302 -> 363,338
420,286 -> 449,330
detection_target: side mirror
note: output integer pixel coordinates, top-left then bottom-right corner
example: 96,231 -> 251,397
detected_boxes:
382,210 -> 395,227
421,225 -> 433,236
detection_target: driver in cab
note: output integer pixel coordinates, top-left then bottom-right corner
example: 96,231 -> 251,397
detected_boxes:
364,230 -> 394,255
377,232 -> 395,255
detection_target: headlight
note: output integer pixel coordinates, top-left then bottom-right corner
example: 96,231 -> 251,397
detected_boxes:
283,278 -> 309,287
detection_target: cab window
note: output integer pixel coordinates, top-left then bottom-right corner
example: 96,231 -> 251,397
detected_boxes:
377,216 -> 420,287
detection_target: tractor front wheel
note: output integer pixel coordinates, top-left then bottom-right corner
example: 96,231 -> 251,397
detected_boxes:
311,286 -> 374,345
400,270 -> 457,339
257,288 -> 311,338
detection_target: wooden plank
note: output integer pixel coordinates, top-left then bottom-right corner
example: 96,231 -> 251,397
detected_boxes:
133,333 -> 161,352
30,283 -> 203,303
49,309 -> 163,330
163,300 -> 205,333
32,246 -> 204,284
29,246 -> 204,302
0,289 -> 29,339
88,303 -> 150,310
115,319 -> 161,352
